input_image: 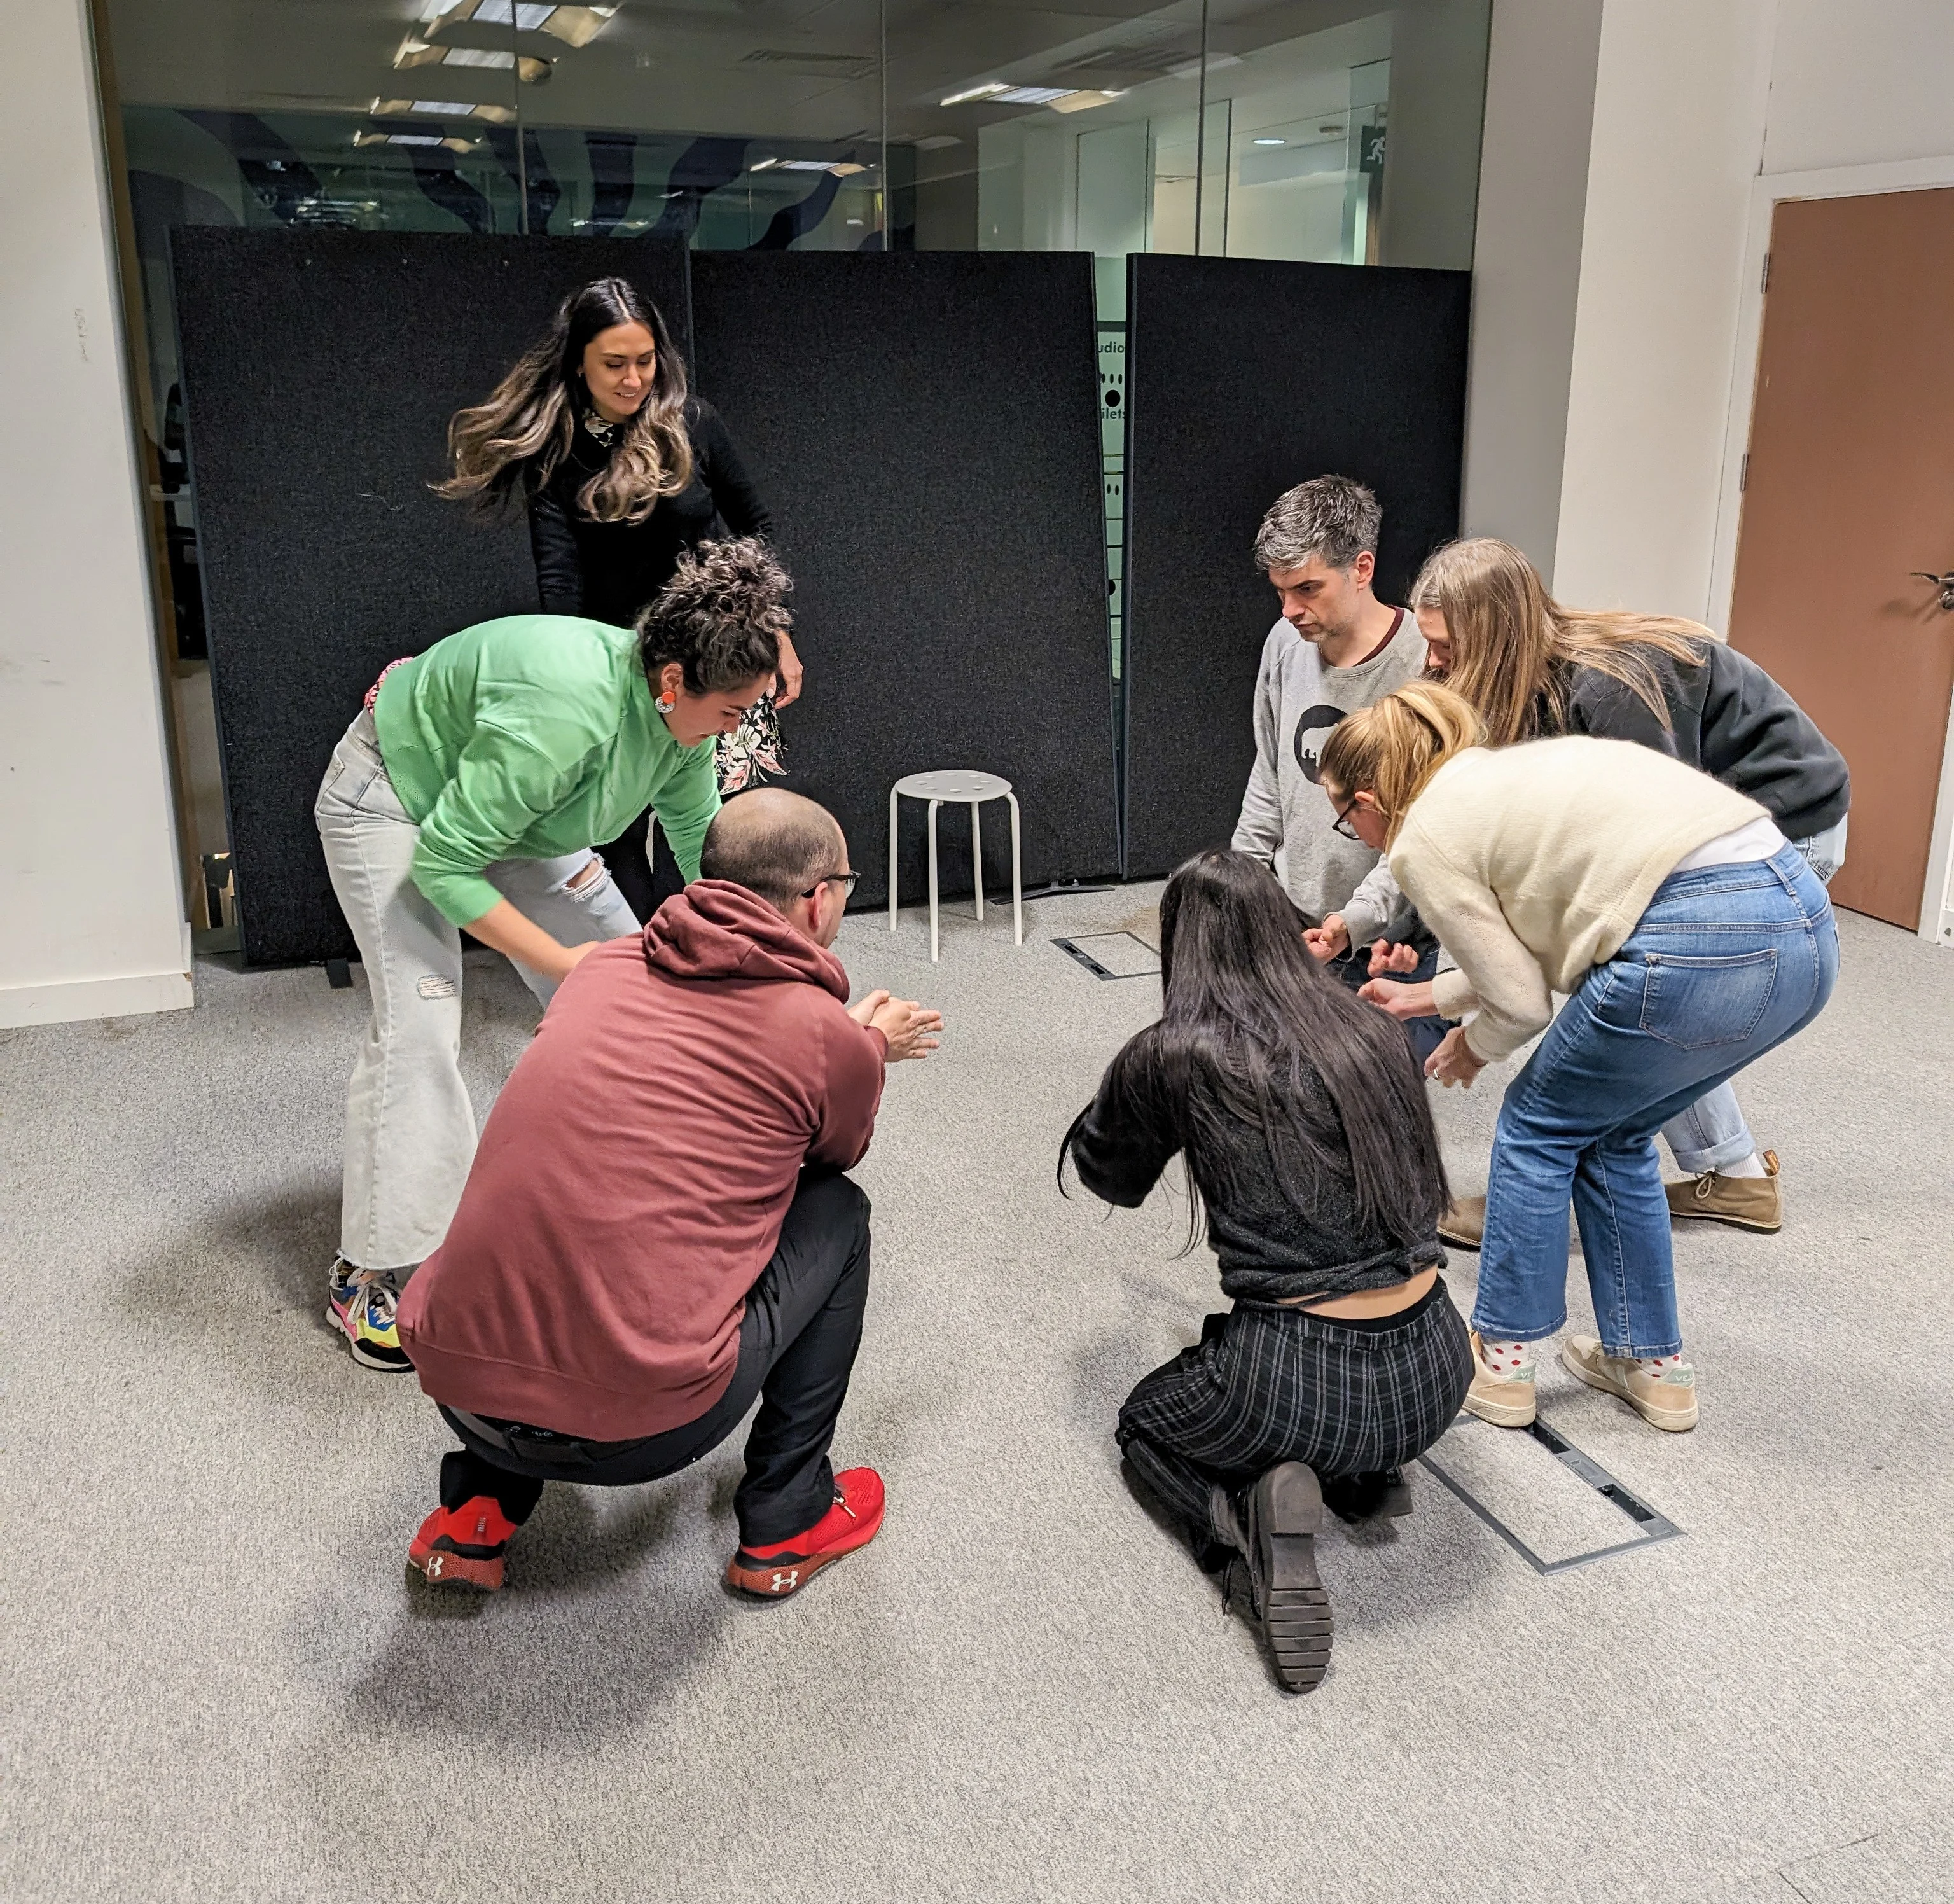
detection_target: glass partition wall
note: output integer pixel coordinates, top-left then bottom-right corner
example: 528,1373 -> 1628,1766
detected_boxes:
96,0 -> 1490,921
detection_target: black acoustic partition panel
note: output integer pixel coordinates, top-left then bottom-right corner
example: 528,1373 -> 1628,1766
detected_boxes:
172,228 -> 692,964
1121,253 -> 1471,879
689,252 -> 1116,912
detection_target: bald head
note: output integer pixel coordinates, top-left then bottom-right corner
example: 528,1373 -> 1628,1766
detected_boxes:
699,788 -> 847,913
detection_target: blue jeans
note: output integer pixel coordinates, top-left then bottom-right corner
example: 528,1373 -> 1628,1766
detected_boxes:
1473,845 -> 1838,1357
1660,814 -> 1847,1172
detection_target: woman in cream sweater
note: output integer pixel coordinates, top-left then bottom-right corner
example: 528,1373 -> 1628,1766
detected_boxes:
1317,683 -> 1837,1433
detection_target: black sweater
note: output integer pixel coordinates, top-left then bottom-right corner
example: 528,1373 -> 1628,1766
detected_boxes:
1065,1035 -> 1444,1304
1559,640 -> 1849,838
528,397 -> 771,627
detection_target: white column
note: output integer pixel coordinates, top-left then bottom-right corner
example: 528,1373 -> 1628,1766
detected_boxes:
1458,0 -> 1604,580
1548,0 -> 1776,622
0,0 -> 190,1027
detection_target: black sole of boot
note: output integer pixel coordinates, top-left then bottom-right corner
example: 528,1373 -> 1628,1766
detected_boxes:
1247,1462 -> 1333,1694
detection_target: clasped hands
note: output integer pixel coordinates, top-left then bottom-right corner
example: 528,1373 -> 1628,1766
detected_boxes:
848,989 -> 943,1062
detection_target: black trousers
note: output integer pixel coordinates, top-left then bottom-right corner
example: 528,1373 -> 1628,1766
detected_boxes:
593,809 -> 685,926
438,1172 -> 871,1547
1117,1279 -> 1472,1559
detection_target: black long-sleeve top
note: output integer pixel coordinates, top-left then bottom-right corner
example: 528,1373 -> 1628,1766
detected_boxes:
1064,1034 -> 1444,1305
1557,639 -> 1849,838
527,397 -> 771,627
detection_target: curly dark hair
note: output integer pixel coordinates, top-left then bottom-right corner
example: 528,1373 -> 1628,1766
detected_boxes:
637,536 -> 791,694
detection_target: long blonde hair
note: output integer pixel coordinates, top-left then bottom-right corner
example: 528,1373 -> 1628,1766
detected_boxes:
1410,538 -> 1708,746
1317,681 -> 1486,845
435,277 -> 694,524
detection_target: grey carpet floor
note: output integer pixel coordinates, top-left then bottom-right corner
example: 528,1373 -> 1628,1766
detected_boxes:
1,891 -> 1950,1904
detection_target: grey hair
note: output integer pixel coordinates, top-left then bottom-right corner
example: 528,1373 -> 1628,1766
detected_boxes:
700,789 -> 845,912
1252,475 -> 1382,573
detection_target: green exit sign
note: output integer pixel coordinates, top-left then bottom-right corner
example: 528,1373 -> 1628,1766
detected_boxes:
1360,125 -> 1387,174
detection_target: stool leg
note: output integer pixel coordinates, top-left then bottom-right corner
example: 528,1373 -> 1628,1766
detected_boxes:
971,801 -> 985,920
888,786 -> 899,935
1006,791 -> 1023,946
927,798 -> 941,962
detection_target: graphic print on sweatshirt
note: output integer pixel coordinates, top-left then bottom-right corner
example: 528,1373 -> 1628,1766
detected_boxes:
1291,705 -> 1348,785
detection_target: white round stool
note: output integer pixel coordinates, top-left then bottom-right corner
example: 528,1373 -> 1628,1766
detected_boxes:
888,770 -> 1023,962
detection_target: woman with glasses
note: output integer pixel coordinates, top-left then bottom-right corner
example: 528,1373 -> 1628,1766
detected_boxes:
440,278 -> 798,919
1062,847 -> 1471,1695
312,538 -> 790,1373
1359,537 -> 1849,1239
1318,681 -> 1837,1440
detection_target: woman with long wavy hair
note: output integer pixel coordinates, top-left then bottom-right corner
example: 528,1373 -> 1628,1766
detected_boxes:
1062,849 -> 1471,1694
440,277 -> 798,916
1359,537 -> 1848,1241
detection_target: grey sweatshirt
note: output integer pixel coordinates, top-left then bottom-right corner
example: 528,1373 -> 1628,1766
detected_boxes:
1231,608 -> 1428,932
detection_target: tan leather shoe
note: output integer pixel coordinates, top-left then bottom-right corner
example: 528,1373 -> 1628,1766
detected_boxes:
1462,1329 -> 1536,1428
1438,1195 -> 1485,1250
1665,1150 -> 1780,1232
1561,1336 -> 1698,1432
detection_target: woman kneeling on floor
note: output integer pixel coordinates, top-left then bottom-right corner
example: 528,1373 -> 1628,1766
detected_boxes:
1318,682 -> 1838,1439
1061,849 -> 1472,1695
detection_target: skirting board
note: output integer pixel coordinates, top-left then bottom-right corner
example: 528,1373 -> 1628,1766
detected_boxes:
0,924 -> 195,1029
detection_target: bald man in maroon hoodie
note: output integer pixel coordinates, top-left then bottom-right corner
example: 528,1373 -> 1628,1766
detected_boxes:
398,789 -> 941,1598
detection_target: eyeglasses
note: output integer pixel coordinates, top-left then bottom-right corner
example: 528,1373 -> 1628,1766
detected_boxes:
1330,795 -> 1364,843
800,870 -> 860,900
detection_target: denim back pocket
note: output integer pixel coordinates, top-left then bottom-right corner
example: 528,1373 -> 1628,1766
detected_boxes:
1637,949 -> 1778,1049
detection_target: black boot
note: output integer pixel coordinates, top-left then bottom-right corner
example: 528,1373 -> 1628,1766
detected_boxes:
1244,1463 -> 1333,1693
1321,1466 -> 1413,1525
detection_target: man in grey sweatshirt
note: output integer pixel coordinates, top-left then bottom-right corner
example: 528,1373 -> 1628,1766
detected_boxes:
1231,475 -> 1429,948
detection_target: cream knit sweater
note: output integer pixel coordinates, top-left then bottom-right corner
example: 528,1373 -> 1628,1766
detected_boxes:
1392,737 -> 1767,1062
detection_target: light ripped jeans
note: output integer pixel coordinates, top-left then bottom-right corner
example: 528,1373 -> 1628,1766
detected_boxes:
314,708 -> 640,1273
1661,814 -> 1847,1173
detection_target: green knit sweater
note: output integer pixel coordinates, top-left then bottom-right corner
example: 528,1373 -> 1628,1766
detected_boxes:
371,615 -> 719,927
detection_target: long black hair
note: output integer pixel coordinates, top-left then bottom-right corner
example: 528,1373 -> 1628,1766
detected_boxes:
436,277 -> 693,522
1072,849 -> 1448,1249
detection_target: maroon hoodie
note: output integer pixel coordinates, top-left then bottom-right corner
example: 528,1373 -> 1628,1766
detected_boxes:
397,880 -> 887,1440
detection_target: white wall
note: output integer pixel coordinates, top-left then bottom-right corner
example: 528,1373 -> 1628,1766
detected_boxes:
1476,0 -> 1954,620
1762,0 -> 1954,176
1548,0 -> 1775,620
0,0 -> 190,1027
1458,0 -> 1603,578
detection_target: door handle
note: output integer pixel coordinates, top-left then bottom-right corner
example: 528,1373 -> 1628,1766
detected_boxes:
1911,571 -> 1954,612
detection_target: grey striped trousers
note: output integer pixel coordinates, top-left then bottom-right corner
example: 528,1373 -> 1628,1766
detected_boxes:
1117,1279 -> 1471,1549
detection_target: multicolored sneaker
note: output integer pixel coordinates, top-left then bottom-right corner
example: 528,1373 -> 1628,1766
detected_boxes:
325,1258 -> 412,1372
724,1468 -> 885,1598
408,1497 -> 518,1592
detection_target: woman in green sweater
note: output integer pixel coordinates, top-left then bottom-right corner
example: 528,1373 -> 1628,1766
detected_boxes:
312,538 -> 791,1371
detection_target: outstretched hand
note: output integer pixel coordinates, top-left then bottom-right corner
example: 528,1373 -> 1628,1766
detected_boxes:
1303,914 -> 1350,962
1424,1024 -> 1486,1088
1368,938 -> 1421,977
1357,976 -> 1438,1022
849,989 -> 944,1061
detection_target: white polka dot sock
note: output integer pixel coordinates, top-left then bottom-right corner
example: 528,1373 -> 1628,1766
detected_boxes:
1478,1336 -> 1539,1379
1635,1351 -> 1692,1379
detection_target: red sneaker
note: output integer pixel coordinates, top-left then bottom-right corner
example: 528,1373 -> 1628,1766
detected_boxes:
724,1468 -> 885,1598
407,1497 -> 519,1592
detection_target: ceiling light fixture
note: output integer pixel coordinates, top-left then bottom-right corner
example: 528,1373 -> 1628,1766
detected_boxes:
1048,89 -> 1126,114
1253,136 -> 1285,146
416,1 -> 617,46
749,156 -> 779,170
939,82 -> 1009,105
994,85 -> 1070,104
